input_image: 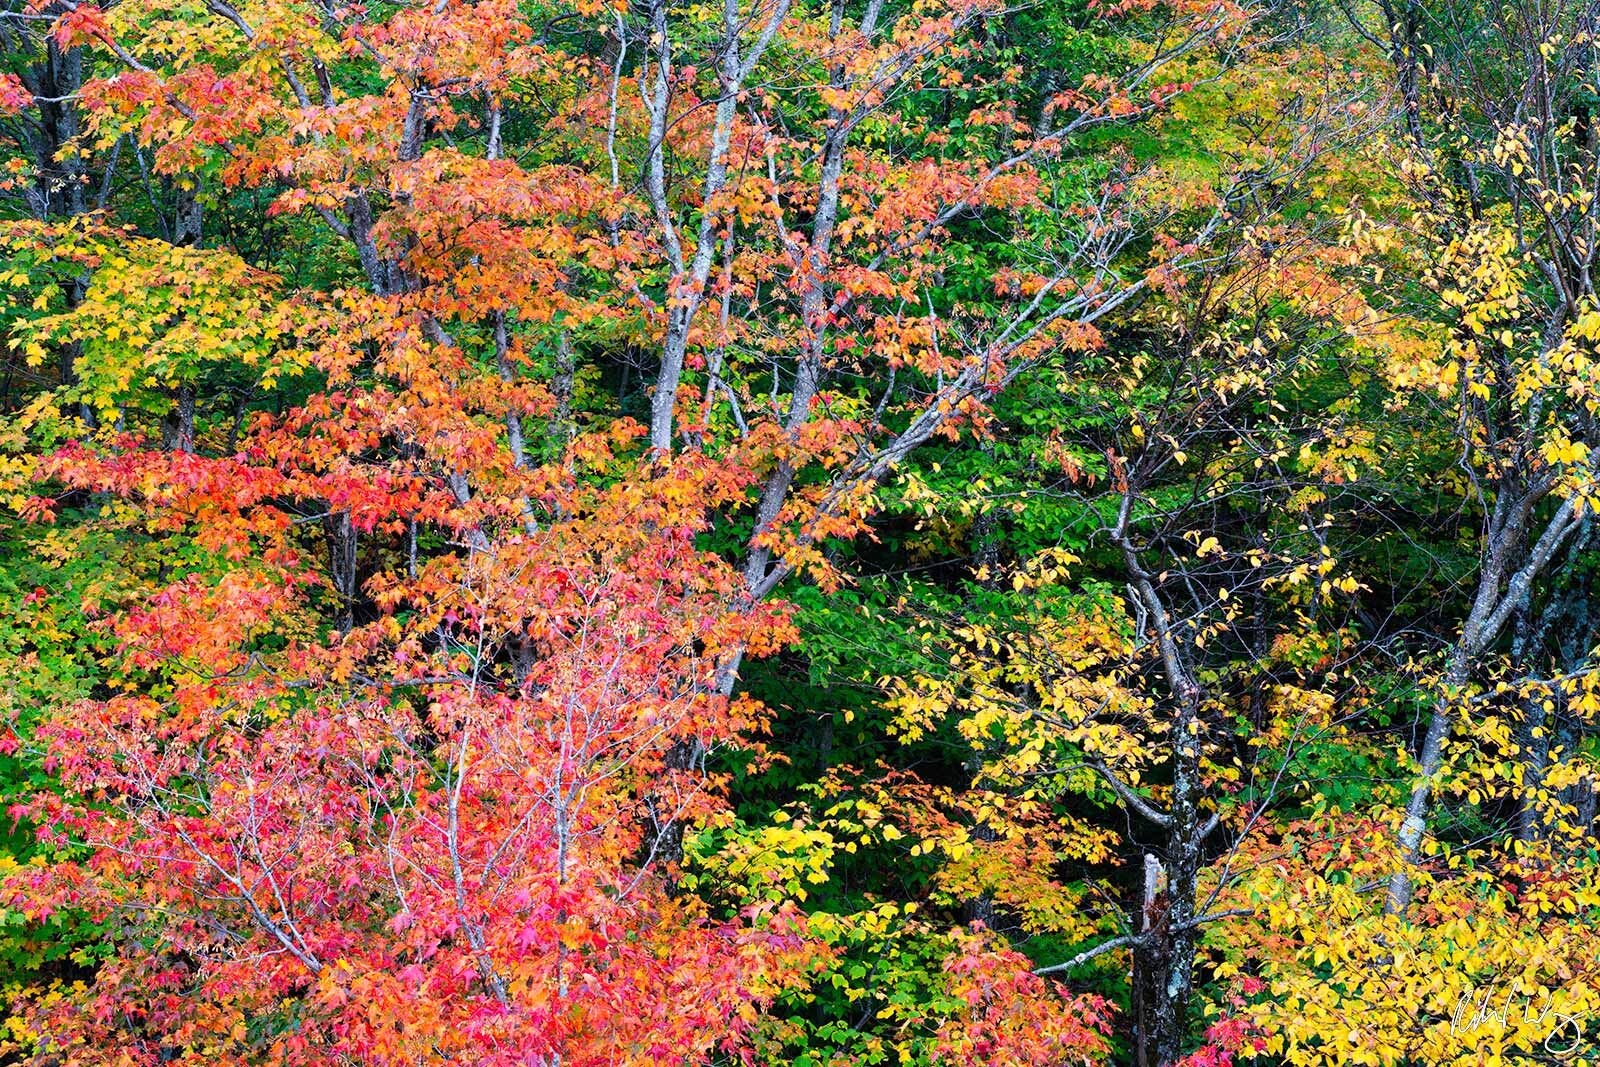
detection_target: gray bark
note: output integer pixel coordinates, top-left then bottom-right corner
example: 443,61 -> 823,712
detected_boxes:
1385,498 -> 1581,914
323,511 -> 359,633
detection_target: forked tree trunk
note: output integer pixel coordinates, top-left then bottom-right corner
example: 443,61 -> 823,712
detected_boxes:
1386,497 -> 1580,915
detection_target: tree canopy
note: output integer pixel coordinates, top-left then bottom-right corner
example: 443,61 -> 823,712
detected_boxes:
0,0 -> 1598,1064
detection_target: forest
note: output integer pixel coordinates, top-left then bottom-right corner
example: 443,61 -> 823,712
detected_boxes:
0,0 -> 1597,1062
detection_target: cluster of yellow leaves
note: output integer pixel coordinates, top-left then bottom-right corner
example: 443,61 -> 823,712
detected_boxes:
2,221 -> 313,426
886,601 -> 1154,793
1364,123 -> 1600,506
1207,815 -> 1600,1067
1424,673 -> 1600,843
0,417 -> 38,515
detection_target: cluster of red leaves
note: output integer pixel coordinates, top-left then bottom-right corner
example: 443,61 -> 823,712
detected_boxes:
6,442 -> 813,1065
936,931 -> 1113,1066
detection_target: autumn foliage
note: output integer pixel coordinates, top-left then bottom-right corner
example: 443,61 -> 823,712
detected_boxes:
0,0 -> 1598,1064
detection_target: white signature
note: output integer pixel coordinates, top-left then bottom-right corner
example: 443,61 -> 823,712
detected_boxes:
1449,980 -> 1585,1060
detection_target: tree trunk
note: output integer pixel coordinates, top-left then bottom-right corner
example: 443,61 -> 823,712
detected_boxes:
1385,649 -> 1470,915
323,511 -> 359,633
1117,492 -> 1208,1067
161,383 -> 196,453
1518,540 -> 1593,846
26,32 -> 94,427
1130,854 -> 1164,1067
1386,498 -> 1580,914
549,329 -> 577,458
30,35 -> 87,221
1145,692 -> 1206,1067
